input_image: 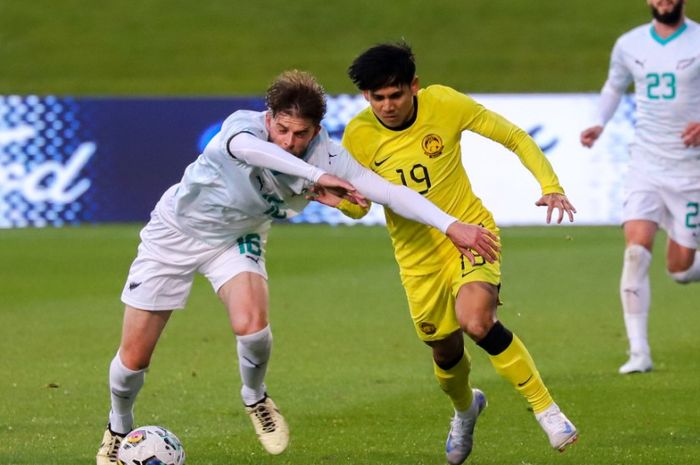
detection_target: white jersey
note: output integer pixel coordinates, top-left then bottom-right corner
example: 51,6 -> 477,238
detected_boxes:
154,110 -> 455,245
603,19 -> 700,176
156,111 -> 310,244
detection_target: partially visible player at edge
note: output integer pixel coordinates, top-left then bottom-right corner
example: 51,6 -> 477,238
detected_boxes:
95,70 -> 507,465
581,0 -> 700,375
342,42 -> 578,464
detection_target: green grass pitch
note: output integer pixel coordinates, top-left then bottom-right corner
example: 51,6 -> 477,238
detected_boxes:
1,224 -> 698,464
2,1 -> 700,463
2,0 -> 699,95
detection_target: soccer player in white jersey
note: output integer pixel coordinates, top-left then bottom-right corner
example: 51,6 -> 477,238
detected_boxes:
96,70 -> 501,464
581,0 -> 700,374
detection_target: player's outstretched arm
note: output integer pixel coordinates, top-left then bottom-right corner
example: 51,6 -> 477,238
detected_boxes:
330,149 -> 502,259
228,132 -> 328,182
682,122 -> 700,147
228,133 -> 368,207
445,222 -> 500,265
535,193 -> 577,224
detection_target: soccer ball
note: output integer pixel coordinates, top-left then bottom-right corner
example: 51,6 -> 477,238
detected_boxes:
117,425 -> 186,465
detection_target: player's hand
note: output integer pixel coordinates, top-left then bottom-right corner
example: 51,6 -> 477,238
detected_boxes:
580,125 -> 604,148
445,222 -> 500,265
305,184 -> 343,207
535,193 -> 577,224
314,174 -> 368,208
682,122 -> 700,147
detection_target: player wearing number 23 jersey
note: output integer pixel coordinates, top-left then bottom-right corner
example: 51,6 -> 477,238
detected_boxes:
603,17 -> 700,177
580,0 -> 700,376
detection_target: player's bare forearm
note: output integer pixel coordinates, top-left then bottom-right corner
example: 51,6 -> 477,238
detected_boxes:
446,222 -> 500,265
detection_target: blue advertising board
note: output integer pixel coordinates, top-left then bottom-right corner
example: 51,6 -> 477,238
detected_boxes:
0,96 -> 265,227
1,94 -> 634,228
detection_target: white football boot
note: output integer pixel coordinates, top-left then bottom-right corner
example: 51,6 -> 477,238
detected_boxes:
445,388 -> 487,465
96,425 -> 125,465
535,403 -> 578,452
619,352 -> 653,374
245,395 -> 289,455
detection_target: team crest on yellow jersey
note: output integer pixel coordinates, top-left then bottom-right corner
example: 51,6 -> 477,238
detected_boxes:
419,322 -> 437,335
421,134 -> 444,158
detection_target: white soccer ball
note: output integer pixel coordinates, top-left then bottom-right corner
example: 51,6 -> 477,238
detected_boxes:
117,425 -> 186,465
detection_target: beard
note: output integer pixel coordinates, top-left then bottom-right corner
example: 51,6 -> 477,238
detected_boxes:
650,1 -> 684,25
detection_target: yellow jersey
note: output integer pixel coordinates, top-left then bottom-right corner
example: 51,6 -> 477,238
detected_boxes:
342,85 -> 564,275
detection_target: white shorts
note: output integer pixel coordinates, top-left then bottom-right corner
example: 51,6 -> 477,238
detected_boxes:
121,210 -> 269,311
622,167 -> 700,249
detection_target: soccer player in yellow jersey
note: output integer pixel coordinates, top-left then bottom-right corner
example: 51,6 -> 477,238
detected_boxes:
342,42 -> 578,464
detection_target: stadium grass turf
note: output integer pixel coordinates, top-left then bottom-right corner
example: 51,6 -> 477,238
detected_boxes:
1,1 -> 699,95
1,224 -> 698,464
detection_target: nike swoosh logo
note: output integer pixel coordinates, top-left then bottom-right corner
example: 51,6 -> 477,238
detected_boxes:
517,374 -> 533,387
373,155 -> 392,167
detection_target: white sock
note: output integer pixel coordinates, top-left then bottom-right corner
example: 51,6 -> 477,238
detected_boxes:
620,245 -> 652,356
237,325 -> 272,406
669,251 -> 700,284
108,353 -> 146,434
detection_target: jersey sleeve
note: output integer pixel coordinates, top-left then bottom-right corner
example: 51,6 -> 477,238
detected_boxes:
336,198 -> 371,219
329,144 -> 457,232
465,104 -> 564,195
604,39 -> 634,94
227,133 -> 326,182
597,39 -> 632,126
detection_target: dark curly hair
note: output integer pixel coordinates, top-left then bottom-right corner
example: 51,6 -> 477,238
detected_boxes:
348,41 -> 416,91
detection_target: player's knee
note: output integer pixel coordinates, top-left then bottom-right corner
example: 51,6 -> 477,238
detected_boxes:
230,306 -> 268,335
232,319 -> 267,336
624,244 -> 650,267
462,319 -> 493,341
621,244 -> 652,285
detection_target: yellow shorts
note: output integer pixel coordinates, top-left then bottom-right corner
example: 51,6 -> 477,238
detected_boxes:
400,251 -> 501,342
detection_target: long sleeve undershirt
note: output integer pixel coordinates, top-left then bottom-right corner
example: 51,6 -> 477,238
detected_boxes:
227,133 -> 326,182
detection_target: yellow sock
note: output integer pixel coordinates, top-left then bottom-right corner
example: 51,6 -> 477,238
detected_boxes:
489,335 -> 552,414
433,351 -> 473,412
